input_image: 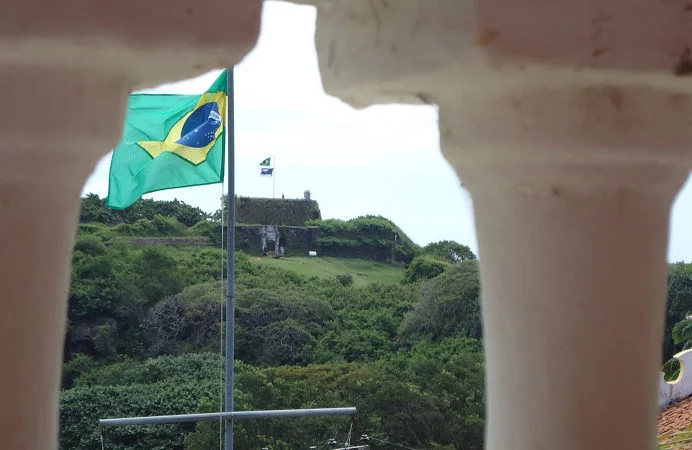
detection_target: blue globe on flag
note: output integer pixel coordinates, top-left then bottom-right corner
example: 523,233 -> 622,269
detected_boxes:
175,102 -> 222,148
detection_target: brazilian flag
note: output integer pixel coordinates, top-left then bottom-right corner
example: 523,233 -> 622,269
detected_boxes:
107,71 -> 227,209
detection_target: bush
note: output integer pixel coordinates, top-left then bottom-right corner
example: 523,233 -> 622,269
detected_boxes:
78,222 -> 117,241
189,220 -> 221,246
402,256 -> 449,284
135,247 -> 185,305
62,354 -> 99,389
152,215 -> 188,236
143,281 -> 225,357
93,323 -> 119,360
61,345 -> 486,450
80,194 -> 208,227
262,319 -> 315,365
113,215 -> 187,237
309,216 -> 420,263
400,261 -> 482,341
336,274 -> 354,287
73,235 -> 107,256
73,353 -> 221,388
235,288 -> 333,365
60,378 -> 215,449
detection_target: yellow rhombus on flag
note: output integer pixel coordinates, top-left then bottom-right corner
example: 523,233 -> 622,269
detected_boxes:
107,71 -> 227,209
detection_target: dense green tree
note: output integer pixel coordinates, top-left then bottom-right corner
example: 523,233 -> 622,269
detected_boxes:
423,240 -> 477,263
63,346 -> 484,450
80,194 -> 209,227
141,281 -> 226,357
61,354 -> 223,449
183,398 -> 221,450
68,240 -> 141,324
664,263 -> 692,361
672,316 -> 692,351
308,215 -> 421,263
402,256 -> 449,284
134,247 -> 185,305
66,240 -> 228,364
401,261 -> 482,342
369,338 -> 485,449
73,234 -> 108,256
62,354 -> 98,390
235,288 -> 333,365
313,282 -> 417,362
80,193 -> 121,225
112,215 -> 188,237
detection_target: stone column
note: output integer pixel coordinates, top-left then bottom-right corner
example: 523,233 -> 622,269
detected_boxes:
0,2 -> 262,448
296,0 -> 692,448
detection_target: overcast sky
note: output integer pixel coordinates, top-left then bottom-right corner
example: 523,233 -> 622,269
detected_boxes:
83,1 -> 692,262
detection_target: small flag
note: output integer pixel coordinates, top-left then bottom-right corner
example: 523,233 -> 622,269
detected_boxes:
106,71 -> 228,209
260,168 -> 274,177
259,157 -> 271,167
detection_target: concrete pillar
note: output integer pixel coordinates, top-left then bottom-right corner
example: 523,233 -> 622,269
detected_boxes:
469,165 -> 683,450
0,1 -> 262,448
294,0 -> 692,448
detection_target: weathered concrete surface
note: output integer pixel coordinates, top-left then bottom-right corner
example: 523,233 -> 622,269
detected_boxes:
0,1 -> 262,448
0,0 -> 263,89
286,1 -> 692,449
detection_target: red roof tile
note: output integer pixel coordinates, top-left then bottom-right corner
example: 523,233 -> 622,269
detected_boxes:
659,395 -> 692,442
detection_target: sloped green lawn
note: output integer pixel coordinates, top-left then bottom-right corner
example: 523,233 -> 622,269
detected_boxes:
249,256 -> 404,286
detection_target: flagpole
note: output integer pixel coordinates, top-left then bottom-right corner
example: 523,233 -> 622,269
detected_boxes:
224,68 -> 236,450
100,70 -> 360,449
272,154 -> 276,199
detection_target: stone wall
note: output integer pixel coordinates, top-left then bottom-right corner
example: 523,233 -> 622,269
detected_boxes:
235,225 -> 265,255
236,197 -> 321,226
235,225 -> 321,256
107,224 -> 407,264
106,237 -> 213,247
280,226 -> 321,253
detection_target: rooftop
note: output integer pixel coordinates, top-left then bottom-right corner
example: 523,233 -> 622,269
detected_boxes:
659,395 -> 692,439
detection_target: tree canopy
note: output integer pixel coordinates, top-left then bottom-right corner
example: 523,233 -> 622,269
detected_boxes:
422,240 -> 477,263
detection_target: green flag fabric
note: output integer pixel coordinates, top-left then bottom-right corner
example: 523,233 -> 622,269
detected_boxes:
259,157 -> 271,167
107,71 -> 228,209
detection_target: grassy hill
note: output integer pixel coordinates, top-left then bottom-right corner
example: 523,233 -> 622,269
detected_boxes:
248,255 -> 405,286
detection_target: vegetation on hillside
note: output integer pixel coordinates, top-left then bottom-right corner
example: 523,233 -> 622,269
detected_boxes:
81,193 -> 209,228
308,216 -> 421,263
422,240 -> 476,264
62,196 -> 485,449
65,195 -> 692,448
